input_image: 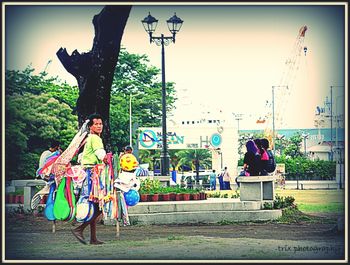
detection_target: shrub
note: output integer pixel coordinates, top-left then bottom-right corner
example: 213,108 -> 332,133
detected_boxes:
263,202 -> 273,209
139,178 -> 160,195
231,190 -> 240,198
263,195 -> 296,210
276,156 -> 336,180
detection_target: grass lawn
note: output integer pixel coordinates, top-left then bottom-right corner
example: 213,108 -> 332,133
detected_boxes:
206,188 -> 345,214
275,189 -> 345,213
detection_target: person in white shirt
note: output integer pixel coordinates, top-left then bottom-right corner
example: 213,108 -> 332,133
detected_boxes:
36,140 -> 61,179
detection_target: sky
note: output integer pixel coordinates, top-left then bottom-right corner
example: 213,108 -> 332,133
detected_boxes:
4,2 -> 347,130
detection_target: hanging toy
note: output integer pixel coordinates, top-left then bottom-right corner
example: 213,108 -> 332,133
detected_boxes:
120,153 -> 139,172
114,171 -> 140,192
123,189 -> 140,207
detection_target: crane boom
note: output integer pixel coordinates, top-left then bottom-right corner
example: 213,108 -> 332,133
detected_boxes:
263,25 -> 308,148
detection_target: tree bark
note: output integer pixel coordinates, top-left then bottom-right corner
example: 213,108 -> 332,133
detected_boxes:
57,5 -> 132,152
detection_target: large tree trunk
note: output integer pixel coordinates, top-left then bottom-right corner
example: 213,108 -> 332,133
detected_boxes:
57,5 -> 132,152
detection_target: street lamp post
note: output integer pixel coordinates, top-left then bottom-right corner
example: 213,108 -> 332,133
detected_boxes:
301,133 -> 309,156
232,113 -> 243,133
276,134 -> 285,156
142,12 -> 183,176
129,94 -> 132,147
216,148 -> 223,170
272,85 -> 288,157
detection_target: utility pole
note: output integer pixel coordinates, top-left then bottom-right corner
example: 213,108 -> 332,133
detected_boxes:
329,85 -> 344,161
330,86 -> 333,161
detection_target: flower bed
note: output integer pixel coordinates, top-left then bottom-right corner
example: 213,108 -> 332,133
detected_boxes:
139,178 -> 207,202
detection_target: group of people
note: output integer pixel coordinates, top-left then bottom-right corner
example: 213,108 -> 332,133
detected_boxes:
209,167 -> 231,191
207,137 -> 275,191
37,113 -> 274,244
242,138 -> 273,177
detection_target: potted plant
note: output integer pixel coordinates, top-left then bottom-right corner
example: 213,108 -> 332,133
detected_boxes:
149,189 -> 159,202
8,193 -> 16,204
139,189 -> 149,202
168,186 -> 176,201
160,186 -> 171,201
140,177 -> 161,202
199,190 -> 207,200
148,178 -> 161,202
190,189 -> 200,200
16,194 -> 24,204
174,186 -> 183,201
181,188 -> 191,201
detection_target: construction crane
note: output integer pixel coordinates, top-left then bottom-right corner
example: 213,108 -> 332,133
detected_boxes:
261,25 -> 308,149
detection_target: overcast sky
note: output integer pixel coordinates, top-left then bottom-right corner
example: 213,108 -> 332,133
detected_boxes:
4,2 -> 347,130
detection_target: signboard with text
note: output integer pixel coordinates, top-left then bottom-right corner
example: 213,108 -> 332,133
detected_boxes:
138,127 -> 224,150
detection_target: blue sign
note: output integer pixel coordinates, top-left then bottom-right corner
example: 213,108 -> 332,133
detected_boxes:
210,133 -> 222,147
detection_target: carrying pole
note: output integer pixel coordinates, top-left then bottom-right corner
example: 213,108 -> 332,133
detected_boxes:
52,220 -> 56,233
116,190 -> 120,238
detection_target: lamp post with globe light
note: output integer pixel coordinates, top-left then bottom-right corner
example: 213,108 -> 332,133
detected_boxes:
141,12 -> 183,176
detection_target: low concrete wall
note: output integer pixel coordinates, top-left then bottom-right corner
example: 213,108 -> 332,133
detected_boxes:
129,209 -> 282,225
128,199 -> 261,214
228,180 -> 339,190
283,180 -> 338,190
127,199 -> 282,225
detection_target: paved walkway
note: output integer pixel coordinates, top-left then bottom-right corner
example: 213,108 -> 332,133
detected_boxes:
4,214 -> 345,261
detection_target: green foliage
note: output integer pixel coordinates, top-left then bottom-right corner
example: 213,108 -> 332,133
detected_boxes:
111,48 -> 177,152
7,187 -> 24,196
139,179 -> 199,195
206,190 -> 240,199
174,149 -> 212,171
5,48 -> 178,180
231,190 -> 240,198
273,195 -> 296,209
6,66 -> 79,108
283,132 -> 303,158
276,207 -> 313,223
263,202 -> 273,210
297,203 -> 345,213
167,235 -> 184,240
202,175 -> 209,184
206,191 -> 228,198
263,195 -> 296,210
139,178 -> 161,194
276,156 -> 336,180
5,92 -> 77,180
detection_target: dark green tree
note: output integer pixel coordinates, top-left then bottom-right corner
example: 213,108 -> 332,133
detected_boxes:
110,48 -> 176,153
284,132 -> 303,158
5,46 -> 177,180
175,149 -> 212,171
5,93 -> 77,180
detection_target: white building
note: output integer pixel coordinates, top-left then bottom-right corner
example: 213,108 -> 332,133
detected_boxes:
138,109 -> 239,177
